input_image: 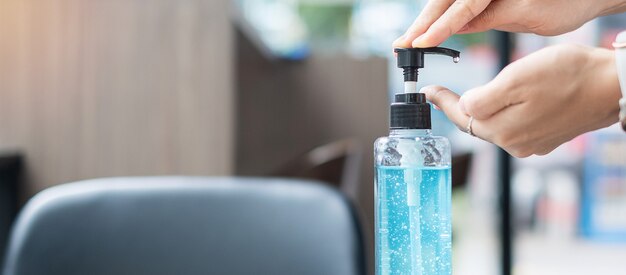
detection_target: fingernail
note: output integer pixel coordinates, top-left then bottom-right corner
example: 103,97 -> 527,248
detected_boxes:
433,104 -> 441,110
393,35 -> 411,48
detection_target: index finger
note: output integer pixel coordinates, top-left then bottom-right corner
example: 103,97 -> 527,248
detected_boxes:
393,0 -> 454,49
412,0 -> 491,48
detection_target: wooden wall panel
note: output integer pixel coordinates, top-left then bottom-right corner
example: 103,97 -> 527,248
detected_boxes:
236,30 -> 388,181
0,0 -> 234,197
236,29 -> 389,273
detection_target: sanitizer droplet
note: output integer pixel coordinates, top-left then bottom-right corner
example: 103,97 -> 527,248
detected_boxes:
453,57 -> 460,63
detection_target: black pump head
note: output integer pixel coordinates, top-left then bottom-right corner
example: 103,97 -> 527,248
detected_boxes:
394,47 -> 460,82
390,93 -> 431,129
390,47 -> 461,129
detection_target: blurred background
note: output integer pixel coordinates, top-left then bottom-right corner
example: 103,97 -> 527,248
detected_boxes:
0,0 -> 625,274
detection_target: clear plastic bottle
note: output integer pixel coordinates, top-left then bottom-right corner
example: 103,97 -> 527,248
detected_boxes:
375,47 -> 458,275
375,128 -> 451,275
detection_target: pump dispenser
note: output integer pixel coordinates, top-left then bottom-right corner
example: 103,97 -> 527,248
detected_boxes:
374,47 -> 459,275
395,47 -> 460,82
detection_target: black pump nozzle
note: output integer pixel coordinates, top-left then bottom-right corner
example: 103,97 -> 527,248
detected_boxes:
390,47 -> 460,130
394,47 -> 460,82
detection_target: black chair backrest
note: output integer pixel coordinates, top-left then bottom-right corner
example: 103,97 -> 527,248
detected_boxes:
3,177 -> 364,275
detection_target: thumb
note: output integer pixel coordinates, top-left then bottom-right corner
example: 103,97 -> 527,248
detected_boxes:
421,85 -> 469,130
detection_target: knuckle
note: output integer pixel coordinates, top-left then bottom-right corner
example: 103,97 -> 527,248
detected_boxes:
405,26 -> 420,36
498,64 -> 520,85
503,136 -> 537,158
493,133 -> 513,148
536,145 -> 556,156
525,20 -> 547,35
474,7 -> 495,26
444,25 -> 455,40
463,96 -> 481,116
452,0 -> 478,19
494,68 -> 520,92
509,147 -> 532,158
425,24 -> 451,45
509,149 -> 532,158
431,87 -> 447,102
481,7 -> 495,23
520,14 -> 556,36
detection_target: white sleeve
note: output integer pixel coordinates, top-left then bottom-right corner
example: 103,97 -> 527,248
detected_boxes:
615,31 -> 626,123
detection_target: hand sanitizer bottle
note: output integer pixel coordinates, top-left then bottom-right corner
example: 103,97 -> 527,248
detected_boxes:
375,47 -> 459,275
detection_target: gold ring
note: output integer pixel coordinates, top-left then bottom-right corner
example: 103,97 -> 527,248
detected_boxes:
466,116 -> 475,137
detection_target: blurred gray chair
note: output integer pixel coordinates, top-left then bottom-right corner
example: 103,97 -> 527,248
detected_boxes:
2,177 -> 364,275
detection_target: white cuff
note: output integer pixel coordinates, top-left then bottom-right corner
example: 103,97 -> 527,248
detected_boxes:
620,98 -> 626,121
615,31 -> 626,128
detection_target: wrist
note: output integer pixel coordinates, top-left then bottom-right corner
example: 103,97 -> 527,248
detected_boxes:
586,47 -> 621,126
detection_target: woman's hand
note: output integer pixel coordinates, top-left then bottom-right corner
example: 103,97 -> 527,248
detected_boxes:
422,44 -> 621,157
393,0 -> 626,49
